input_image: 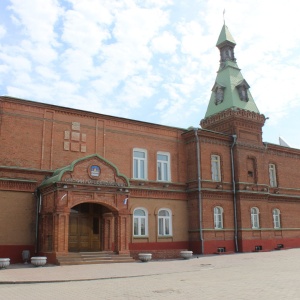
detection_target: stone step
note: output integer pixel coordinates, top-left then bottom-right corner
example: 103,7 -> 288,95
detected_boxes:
56,252 -> 135,266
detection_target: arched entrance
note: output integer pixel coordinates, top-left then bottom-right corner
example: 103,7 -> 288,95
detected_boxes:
69,203 -> 114,252
38,154 -> 132,263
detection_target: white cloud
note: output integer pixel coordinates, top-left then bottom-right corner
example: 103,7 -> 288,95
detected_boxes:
20,40 -> 58,65
35,66 -> 60,80
151,31 -> 178,54
0,52 -> 31,72
8,0 -> 62,45
155,98 -> 169,111
60,49 -> 94,82
113,6 -> 169,44
118,75 -> 155,108
62,9 -> 110,55
0,25 -> 6,39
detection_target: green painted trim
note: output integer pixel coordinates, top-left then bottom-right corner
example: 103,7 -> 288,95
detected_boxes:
0,178 -> 37,183
39,154 -> 130,188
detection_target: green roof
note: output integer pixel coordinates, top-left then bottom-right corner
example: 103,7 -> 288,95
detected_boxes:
204,25 -> 260,118
216,24 -> 236,47
39,154 -> 130,188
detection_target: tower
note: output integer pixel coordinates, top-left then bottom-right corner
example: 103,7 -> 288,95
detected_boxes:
200,25 -> 266,144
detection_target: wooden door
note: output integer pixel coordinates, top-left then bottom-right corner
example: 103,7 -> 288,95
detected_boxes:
68,204 -> 101,252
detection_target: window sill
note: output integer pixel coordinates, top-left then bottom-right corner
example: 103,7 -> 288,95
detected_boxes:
158,235 -> 173,239
133,236 -> 149,239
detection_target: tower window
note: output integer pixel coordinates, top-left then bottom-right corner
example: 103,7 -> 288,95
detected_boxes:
215,87 -> 224,105
212,84 -> 225,105
237,85 -> 249,101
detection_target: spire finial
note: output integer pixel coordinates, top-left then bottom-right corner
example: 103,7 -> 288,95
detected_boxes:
223,9 -> 226,25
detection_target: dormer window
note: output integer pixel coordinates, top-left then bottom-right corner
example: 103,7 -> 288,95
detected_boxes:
236,80 -> 250,102
212,83 -> 225,105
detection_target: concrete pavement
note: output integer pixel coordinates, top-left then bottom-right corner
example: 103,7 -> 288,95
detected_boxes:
0,249 -> 300,299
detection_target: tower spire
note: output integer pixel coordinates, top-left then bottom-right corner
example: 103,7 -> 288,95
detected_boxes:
200,24 -> 265,142
203,24 -> 259,119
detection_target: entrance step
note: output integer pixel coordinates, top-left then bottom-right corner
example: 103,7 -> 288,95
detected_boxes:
56,251 -> 135,266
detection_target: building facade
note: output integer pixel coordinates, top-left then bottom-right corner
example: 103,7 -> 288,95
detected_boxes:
1,25 -> 300,264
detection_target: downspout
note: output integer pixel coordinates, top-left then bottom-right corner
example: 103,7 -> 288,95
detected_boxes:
35,190 -> 42,254
230,135 -> 238,252
194,128 -> 204,254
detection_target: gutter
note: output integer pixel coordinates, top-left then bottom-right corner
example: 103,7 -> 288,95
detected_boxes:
230,135 -> 238,252
194,128 -> 204,254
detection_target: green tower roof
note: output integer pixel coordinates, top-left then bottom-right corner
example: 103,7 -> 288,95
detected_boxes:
216,24 -> 236,47
204,25 -> 259,118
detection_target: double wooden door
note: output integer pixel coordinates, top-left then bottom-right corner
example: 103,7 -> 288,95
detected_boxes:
68,203 -> 101,252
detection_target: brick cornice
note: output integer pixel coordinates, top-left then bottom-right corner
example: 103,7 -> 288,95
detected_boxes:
0,178 -> 37,192
200,108 -> 265,129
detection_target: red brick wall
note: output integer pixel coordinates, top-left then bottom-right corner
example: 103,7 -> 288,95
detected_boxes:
2,96 -> 300,259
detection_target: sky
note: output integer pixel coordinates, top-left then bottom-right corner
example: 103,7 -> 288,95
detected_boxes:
0,0 -> 300,148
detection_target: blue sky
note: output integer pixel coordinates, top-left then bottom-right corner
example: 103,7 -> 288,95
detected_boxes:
1,0 -> 300,148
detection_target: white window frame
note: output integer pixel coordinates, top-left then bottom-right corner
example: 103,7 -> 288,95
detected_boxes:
269,164 -> 277,187
158,208 -> 172,236
133,208 -> 148,237
214,206 -> 223,229
273,208 -> 281,229
211,155 -> 221,182
157,152 -> 171,182
133,148 -> 147,180
251,207 -> 260,229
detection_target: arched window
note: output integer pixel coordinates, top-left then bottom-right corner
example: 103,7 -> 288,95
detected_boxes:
273,209 -> 281,229
133,208 -> 148,236
214,206 -> 223,229
251,207 -> 260,229
158,209 -> 172,236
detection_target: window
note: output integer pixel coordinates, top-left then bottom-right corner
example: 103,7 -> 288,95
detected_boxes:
211,155 -> 221,182
214,206 -> 223,229
236,81 -> 249,102
157,152 -> 170,182
133,149 -> 147,179
269,164 -> 277,187
251,207 -> 260,229
133,208 -> 148,236
273,209 -> 281,229
158,209 -> 172,236
247,157 -> 257,183
215,87 -> 224,105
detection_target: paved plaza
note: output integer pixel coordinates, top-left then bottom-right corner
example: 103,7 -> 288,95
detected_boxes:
1,249 -> 300,299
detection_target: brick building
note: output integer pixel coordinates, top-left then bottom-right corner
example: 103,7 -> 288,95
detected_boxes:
1,25 -> 300,264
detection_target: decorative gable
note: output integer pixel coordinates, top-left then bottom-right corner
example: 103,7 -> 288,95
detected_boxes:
39,154 -> 129,189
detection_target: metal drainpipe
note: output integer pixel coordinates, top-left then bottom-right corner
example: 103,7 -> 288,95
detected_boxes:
35,190 -> 41,254
194,128 -> 204,254
230,135 -> 238,252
